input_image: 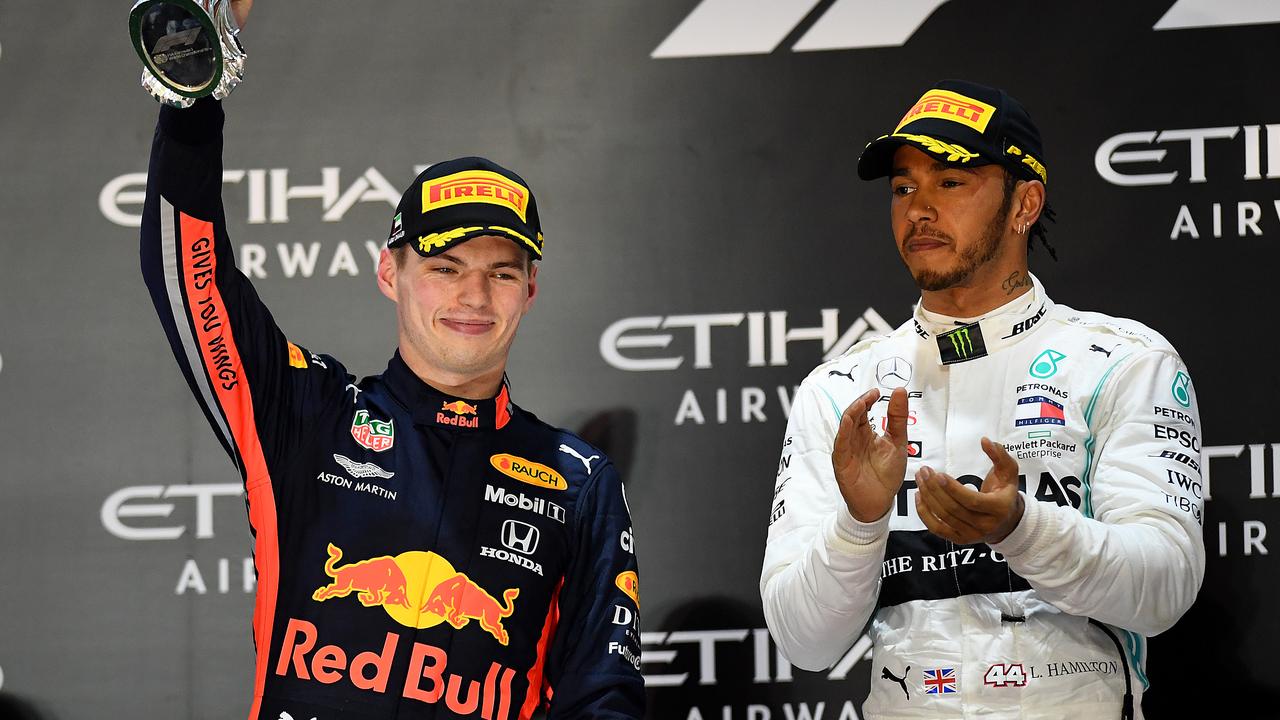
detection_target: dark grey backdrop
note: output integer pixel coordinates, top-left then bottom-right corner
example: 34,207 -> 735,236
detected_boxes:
1,1 -> 1277,717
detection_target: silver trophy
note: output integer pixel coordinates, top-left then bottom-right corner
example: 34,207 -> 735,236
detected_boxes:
129,0 -> 246,107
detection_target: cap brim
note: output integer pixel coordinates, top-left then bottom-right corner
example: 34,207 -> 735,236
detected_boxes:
406,225 -> 542,260
856,133 -> 994,181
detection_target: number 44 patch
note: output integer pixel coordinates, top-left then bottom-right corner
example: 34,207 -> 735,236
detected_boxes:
984,664 -> 1028,688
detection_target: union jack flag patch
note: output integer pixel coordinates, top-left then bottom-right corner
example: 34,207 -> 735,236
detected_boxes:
923,668 -> 958,695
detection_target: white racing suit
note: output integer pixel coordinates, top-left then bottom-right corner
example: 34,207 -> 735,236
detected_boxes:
760,275 -> 1204,719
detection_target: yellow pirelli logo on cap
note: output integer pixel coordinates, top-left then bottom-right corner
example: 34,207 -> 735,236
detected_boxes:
895,89 -> 996,134
423,170 -> 530,222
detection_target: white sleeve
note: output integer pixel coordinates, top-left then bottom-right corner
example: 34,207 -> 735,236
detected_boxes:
759,379 -> 890,671
991,349 -> 1205,636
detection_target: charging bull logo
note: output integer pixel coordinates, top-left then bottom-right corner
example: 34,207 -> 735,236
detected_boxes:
313,543 -> 412,608
442,400 -> 479,415
311,544 -> 518,644
422,574 -> 519,646
439,399 -> 481,428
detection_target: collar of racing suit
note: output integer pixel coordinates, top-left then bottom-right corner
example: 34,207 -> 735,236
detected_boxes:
382,351 -> 514,430
911,272 -> 1052,365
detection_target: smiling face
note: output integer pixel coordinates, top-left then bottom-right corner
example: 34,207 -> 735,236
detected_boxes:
377,235 -> 537,397
889,145 -> 1017,293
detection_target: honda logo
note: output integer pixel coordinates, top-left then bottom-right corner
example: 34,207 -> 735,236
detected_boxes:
501,520 -> 540,555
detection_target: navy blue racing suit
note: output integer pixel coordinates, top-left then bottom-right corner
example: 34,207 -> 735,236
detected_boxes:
139,98 -> 643,720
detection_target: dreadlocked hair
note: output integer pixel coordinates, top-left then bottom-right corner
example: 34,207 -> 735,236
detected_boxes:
1002,170 -> 1058,261
1029,203 -> 1057,260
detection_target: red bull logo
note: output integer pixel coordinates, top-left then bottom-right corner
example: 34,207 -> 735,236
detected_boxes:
351,409 -> 395,452
313,543 -> 412,608
423,573 -> 519,645
442,400 -> 479,415
276,618 -> 517,719
311,544 -> 518,644
438,399 -> 480,428
490,453 -> 568,490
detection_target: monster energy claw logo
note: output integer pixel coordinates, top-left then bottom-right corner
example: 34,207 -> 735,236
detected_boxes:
1171,371 -> 1192,408
1030,349 -> 1066,379
938,323 -> 986,364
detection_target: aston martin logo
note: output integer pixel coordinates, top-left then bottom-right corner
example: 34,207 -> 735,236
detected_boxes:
333,454 -> 395,479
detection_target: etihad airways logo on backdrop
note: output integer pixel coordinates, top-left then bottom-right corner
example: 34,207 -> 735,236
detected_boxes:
652,0 -> 1280,58
1095,123 -> 1280,240
600,308 -> 891,372
100,165 -> 434,279
99,165 -> 427,227
601,308 -> 893,426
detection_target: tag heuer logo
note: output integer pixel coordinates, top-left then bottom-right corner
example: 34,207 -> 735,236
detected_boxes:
351,410 -> 395,452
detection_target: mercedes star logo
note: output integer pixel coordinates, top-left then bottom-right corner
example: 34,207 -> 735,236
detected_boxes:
876,357 -> 912,389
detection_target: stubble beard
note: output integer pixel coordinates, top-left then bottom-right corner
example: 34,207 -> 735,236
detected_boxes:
909,193 -> 1014,292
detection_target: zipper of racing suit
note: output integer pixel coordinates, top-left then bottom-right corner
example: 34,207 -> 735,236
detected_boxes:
1088,618 -> 1135,720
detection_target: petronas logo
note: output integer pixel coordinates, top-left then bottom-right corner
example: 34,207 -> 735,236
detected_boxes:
1171,372 -> 1192,408
1030,349 -> 1066,379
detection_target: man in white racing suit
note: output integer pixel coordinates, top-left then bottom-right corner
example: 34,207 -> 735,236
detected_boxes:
760,80 -> 1204,719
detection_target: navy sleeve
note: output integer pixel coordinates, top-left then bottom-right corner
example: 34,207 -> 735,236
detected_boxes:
139,98 -> 348,489
542,462 -> 645,718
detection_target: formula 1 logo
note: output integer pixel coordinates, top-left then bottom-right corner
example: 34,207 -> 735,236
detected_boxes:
652,0 -> 1280,58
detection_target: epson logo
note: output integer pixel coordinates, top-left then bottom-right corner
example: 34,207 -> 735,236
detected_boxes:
99,165 -> 430,228
652,1 -> 1280,59
484,484 -> 565,523
600,309 -> 891,372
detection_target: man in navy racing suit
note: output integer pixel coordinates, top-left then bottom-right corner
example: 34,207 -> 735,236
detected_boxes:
138,7 -> 643,718
760,80 -> 1204,719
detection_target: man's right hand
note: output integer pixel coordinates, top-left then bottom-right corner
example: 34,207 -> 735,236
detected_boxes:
831,387 -> 910,523
230,0 -> 253,30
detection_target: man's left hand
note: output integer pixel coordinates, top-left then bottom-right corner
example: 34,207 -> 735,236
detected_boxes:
914,437 -> 1024,544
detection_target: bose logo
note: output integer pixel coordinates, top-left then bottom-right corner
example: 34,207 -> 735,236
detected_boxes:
502,520 -> 540,555
652,0 -> 1280,59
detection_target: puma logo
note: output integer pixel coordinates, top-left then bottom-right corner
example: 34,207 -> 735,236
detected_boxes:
827,366 -> 858,383
558,444 -> 600,474
1089,344 -> 1116,357
881,665 -> 910,699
